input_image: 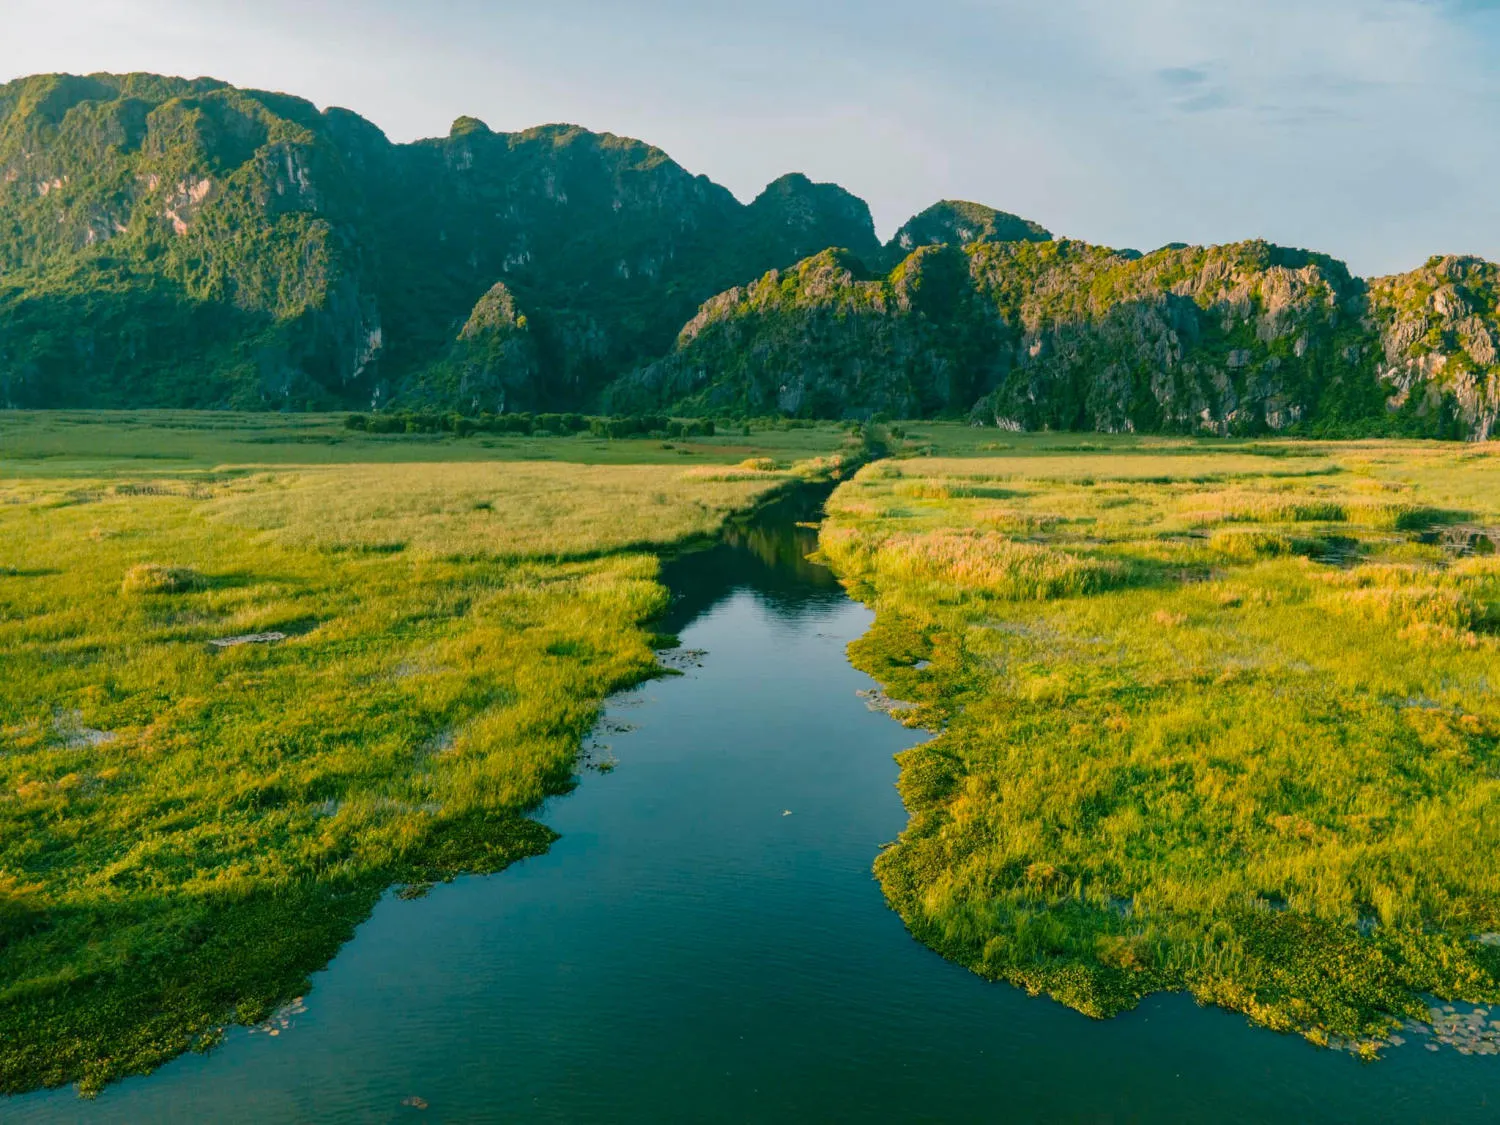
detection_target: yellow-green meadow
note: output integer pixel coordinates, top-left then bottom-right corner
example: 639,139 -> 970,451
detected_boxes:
821,436 -> 1500,1056
0,412 -> 854,1095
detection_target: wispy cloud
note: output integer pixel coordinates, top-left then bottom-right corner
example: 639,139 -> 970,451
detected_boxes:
1157,66 -> 1209,87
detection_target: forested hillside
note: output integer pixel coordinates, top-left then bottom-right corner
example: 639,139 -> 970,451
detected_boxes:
0,72 -> 1496,437
0,73 -> 875,411
617,238 -> 1499,439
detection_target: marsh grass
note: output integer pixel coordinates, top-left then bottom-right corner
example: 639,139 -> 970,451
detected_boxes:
118,563 -> 205,595
0,410 -> 855,474
0,416 -> 812,1096
823,438 -> 1500,1055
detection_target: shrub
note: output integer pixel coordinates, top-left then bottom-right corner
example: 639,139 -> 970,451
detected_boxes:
121,564 -> 204,595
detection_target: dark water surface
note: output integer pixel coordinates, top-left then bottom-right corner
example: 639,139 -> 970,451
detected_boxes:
14,496 -> 1500,1123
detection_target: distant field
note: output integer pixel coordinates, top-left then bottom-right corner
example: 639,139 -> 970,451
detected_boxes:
0,410 -> 859,473
0,412 -> 856,1096
823,437 -> 1500,1056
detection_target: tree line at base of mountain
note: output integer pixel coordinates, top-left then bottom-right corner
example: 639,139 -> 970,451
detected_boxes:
0,72 -> 1496,439
344,410 -> 717,439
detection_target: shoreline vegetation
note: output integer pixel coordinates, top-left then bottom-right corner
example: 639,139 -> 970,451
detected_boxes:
819,432 -> 1500,1057
0,412 -> 860,1097
8,408 -> 1500,1096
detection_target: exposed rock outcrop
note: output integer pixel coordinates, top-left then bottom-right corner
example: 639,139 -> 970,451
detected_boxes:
1,71 -> 1496,436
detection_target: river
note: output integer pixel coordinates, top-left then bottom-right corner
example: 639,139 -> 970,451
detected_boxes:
13,491 -> 1498,1123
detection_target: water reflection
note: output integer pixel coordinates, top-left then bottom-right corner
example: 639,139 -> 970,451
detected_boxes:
658,487 -> 844,630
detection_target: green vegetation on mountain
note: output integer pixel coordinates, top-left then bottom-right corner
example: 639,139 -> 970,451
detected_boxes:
885,199 -> 1052,260
1366,255 -> 1500,442
395,282 -> 544,414
0,73 -> 876,412
604,245 -> 1007,418
821,438 -> 1500,1056
623,238 -> 1500,440
0,70 -> 1496,437
966,239 -> 1377,435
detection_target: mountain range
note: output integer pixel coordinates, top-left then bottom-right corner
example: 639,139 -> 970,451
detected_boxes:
1,72 -> 1496,438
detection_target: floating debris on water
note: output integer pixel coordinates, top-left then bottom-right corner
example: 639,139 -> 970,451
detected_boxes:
401,1095 -> 429,1109
248,996 -> 308,1038
857,688 -> 916,716
579,744 -> 619,774
1422,1005 -> 1500,1055
1370,1002 -> 1500,1058
209,632 -> 287,649
658,647 -> 708,671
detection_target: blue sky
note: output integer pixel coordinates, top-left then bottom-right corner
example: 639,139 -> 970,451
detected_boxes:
3,0 -> 1498,275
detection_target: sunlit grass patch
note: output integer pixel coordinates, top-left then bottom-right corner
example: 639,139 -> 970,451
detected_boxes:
0,424 -> 801,1097
860,530 -> 1126,602
823,437 -> 1500,1056
119,562 -> 205,595
1207,529 -> 1295,560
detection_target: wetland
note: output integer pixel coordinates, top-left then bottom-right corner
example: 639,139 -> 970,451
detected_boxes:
5,415 -> 1500,1121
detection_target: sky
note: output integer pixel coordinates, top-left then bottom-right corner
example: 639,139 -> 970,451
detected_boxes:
2,0 -> 1498,276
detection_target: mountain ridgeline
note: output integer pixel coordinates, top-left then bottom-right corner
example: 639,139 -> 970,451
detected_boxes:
1,72 -> 1497,438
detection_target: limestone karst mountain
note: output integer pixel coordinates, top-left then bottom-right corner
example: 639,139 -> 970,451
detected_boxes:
0,71 -> 1495,437
0,73 -> 877,411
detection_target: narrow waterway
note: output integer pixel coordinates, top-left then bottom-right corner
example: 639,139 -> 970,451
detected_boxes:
15,493 -> 1500,1123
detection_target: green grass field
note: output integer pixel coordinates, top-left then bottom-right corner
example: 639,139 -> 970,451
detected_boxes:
0,410 -> 859,472
10,410 -> 1499,1091
821,436 -> 1500,1056
0,412 -> 856,1095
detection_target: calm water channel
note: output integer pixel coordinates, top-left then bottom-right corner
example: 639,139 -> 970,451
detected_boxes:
14,492 -> 1500,1123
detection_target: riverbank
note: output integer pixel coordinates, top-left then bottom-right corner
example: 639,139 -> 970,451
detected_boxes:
818,437 -> 1500,1054
0,414 -> 853,1096
14,484 -> 1500,1124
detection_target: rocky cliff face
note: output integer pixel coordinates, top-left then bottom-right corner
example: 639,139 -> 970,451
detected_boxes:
0,73 -> 880,409
968,239 -> 1374,434
0,74 -> 378,407
612,236 -> 1500,438
886,200 -> 1051,261
395,281 -> 543,414
1367,256 -> 1500,441
603,244 -> 1005,418
2,71 -> 1496,435
747,173 -> 882,265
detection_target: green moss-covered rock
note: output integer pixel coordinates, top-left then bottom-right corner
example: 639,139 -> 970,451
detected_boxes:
1,70 -> 1495,435
395,282 -> 544,413
0,72 -> 883,412
887,199 -> 1051,260
605,233 -> 1500,439
603,244 -> 1005,418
